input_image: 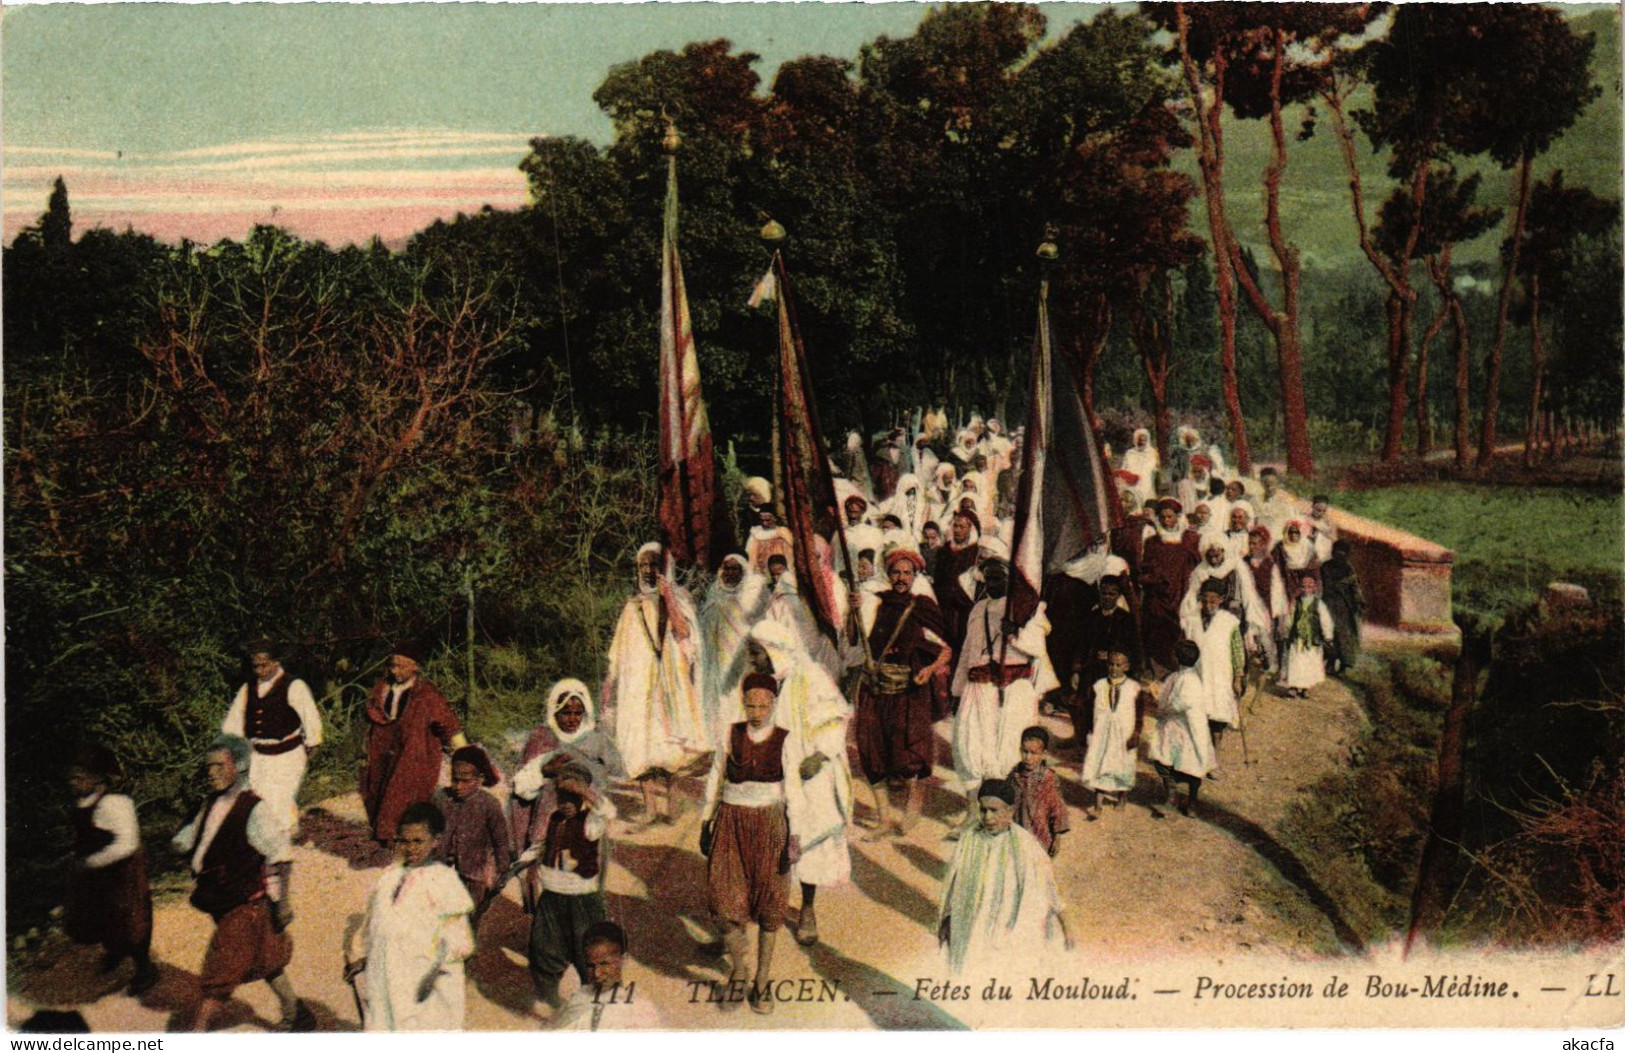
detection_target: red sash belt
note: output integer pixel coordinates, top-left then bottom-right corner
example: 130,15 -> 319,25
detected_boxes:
967,663 -> 1033,687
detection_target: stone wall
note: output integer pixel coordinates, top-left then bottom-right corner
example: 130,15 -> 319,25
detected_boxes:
1327,506 -> 1456,634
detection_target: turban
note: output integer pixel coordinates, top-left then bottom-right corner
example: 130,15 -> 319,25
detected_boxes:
976,778 -> 1017,805
884,547 -> 927,572
977,536 -> 1010,563
1156,497 -> 1183,514
451,745 -> 501,788
1191,454 -> 1212,470
390,639 -> 426,665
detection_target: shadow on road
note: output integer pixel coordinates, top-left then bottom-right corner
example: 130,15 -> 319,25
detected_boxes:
464,893 -> 541,1018
1196,801 -> 1367,953
803,937 -> 968,1030
298,808 -> 391,871
605,838 -> 718,985
849,845 -> 939,931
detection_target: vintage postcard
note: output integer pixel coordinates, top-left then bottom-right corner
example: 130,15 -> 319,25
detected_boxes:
3,0 -> 1622,1038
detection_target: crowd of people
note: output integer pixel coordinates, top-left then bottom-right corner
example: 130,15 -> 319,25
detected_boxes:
60,411 -> 1367,1030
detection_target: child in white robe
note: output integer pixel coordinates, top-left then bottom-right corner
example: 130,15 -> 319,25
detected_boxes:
347,801 -> 475,1031
1148,641 -> 1213,818
1279,576 -> 1335,698
1080,652 -> 1150,817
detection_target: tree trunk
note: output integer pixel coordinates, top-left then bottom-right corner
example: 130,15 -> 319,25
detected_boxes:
1479,153 -> 1534,467
1326,80 -> 1427,472
1415,299 -> 1449,459
1381,293 -> 1409,463
1404,618 -> 1487,957
1075,296 -> 1112,452
464,572 -> 477,722
1130,274 -> 1177,467
1226,25 -> 1312,478
1426,247 -> 1474,471
1524,273 -> 1544,468
1174,3 -> 1251,475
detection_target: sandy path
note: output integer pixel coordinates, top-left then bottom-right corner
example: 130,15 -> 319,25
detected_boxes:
9,676 -> 1364,1031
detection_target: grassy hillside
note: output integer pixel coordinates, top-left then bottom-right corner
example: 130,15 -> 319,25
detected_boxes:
1194,8 -> 1621,272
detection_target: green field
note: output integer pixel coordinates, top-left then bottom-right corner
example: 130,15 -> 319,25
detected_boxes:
1332,483 -> 1625,622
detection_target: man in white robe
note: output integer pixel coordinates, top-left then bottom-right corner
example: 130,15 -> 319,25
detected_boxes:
700,554 -> 771,736
949,541 -> 1057,829
1254,468 -> 1301,541
1180,581 -> 1245,774
833,493 -> 884,584
764,559 -> 842,685
602,542 -> 709,823
750,618 -> 853,948
938,779 -> 1073,975
1179,537 -> 1270,658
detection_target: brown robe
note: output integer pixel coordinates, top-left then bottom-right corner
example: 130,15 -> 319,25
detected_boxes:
1139,528 -> 1200,672
362,678 -> 462,842
855,591 -> 950,784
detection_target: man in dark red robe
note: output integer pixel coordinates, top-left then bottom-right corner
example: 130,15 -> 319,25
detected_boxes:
851,549 -> 953,838
361,644 -> 467,844
1109,486 -> 1147,609
1073,574 -> 1145,739
933,510 -> 983,655
1139,498 -> 1200,674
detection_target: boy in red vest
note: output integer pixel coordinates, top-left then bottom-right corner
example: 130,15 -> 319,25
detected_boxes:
508,763 -> 612,1015
172,736 -> 313,1032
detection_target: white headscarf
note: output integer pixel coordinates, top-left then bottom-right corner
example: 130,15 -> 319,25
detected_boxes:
545,678 -> 597,745
634,541 -> 663,595
1062,538 -> 1129,585
1277,520 -> 1317,569
707,553 -> 765,612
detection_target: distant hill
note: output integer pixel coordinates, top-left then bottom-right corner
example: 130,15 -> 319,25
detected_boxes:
1197,7 -> 1621,273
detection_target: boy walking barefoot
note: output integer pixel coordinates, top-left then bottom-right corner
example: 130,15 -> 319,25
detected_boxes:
1148,641 -> 1213,819
1008,727 -> 1069,856
1080,652 -> 1149,818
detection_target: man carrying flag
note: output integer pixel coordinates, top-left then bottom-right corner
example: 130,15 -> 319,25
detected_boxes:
656,120 -> 729,572
947,536 -> 1057,837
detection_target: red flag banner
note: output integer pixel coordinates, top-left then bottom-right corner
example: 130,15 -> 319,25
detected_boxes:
1006,278 -> 1052,629
1007,271 -> 1117,629
656,151 -> 728,571
768,252 -> 847,643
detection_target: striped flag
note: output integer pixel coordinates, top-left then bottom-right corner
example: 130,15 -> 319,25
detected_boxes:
656,150 -> 727,571
766,252 -> 848,643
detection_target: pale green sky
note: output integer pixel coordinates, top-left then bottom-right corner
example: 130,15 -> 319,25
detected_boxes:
2,3 -> 1107,152
3,2 -> 1611,247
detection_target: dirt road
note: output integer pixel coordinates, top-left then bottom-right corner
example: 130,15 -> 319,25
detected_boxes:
9,675 -> 1365,1031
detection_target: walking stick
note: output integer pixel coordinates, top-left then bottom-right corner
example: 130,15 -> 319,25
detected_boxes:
343,963 -> 367,1026
1237,654 -> 1265,767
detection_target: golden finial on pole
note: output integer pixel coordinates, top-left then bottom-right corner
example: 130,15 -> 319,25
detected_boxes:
759,212 -> 787,243
1037,223 -> 1059,261
662,110 -> 680,156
